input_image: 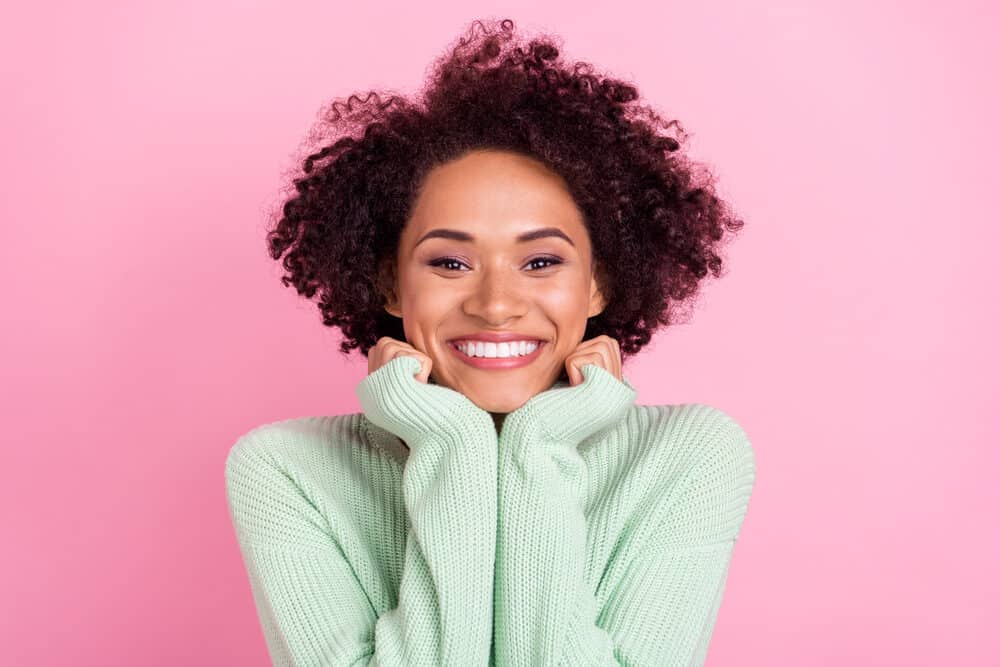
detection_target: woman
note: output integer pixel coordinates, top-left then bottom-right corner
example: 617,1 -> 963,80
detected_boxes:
225,18 -> 756,666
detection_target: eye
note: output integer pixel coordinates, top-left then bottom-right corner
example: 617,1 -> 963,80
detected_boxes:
428,257 -> 469,272
526,255 -> 563,271
427,255 -> 564,272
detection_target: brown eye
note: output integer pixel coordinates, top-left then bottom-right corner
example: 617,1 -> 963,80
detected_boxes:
526,256 -> 563,270
428,256 -> 562,272
428,257 -> 469,271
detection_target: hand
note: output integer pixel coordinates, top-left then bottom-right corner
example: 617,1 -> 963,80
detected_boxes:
360,337 -> 489,450
368,336 -> 433,384
564,335 -> 623,387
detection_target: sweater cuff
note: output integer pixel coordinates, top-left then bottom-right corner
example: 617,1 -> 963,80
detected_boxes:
355,355 -> 495,447
509,363 -> 637,447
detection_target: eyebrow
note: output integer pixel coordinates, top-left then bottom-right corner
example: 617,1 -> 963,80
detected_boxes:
413,226 -> 575,248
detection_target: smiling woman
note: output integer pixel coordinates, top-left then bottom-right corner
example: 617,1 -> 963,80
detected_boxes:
380,148 -> 608,414
225,16 -> 756,667
263,18 -> 743,388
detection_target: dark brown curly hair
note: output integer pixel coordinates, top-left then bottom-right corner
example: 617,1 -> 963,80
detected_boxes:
265,17 -> 744,378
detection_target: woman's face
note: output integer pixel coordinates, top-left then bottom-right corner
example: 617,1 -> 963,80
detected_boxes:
383,148 -> 607,414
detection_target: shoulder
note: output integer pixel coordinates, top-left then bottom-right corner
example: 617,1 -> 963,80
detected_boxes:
227,414 -> 339,461
611,402 -> 757,518
641,402 -> 758,544
223,414 -> 392,552
590,403 -> 756,505
224,413 -> 373,485
223,412 -> 404,526
629,402 -> 756,480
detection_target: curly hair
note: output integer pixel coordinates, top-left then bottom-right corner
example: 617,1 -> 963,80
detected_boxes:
265,17 -> 744,376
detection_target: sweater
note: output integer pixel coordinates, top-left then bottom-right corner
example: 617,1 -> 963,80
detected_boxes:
225,354 -> 757,666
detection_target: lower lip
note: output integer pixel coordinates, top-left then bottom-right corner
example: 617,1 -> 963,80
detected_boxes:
447,340 -> 547,369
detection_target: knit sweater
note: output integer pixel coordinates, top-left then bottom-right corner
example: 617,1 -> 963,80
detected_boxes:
225,355 -> 757,667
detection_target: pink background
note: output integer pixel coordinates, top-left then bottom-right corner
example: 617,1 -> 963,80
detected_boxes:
2,1 -> 997,665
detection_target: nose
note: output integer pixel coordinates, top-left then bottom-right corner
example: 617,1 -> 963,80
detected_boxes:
461,264 -> 529,324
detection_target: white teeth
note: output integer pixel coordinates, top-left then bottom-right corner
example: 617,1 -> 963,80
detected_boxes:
453,340 -> 540,358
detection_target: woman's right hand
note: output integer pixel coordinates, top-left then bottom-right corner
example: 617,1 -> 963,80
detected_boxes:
368,336 -> 433,384
358,335 -> 496,450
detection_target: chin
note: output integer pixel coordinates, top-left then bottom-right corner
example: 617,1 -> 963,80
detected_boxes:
464,385 -> 538,413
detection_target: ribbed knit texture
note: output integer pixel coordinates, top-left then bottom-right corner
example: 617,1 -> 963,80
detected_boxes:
225,355 -> 757,666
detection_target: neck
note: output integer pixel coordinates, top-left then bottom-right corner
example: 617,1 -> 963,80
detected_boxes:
490,411 -> 506,434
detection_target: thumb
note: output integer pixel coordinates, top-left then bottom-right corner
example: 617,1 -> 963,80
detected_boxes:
415,357 -> 432,384
566,359 -> 583,387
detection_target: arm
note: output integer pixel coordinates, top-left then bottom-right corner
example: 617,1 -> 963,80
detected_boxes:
492,364 -> 756,667
596,410 -> 757,667
225,355 -> 497,666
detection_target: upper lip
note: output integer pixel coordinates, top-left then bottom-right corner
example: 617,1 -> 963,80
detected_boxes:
448,332 -> 546,343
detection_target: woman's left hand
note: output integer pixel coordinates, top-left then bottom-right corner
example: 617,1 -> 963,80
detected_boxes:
564,335 -> 623,387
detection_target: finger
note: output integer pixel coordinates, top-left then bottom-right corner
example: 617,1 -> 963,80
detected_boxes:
416,357 -> 431,384
569,337 -> 622,383
567,352 -> 602,386
371,336 -> 431,382
607,337 -> 622,380
566,357 -> 580,386
565,354 -> 581,386
594,335 -> 622,381
389,344 -> 431,383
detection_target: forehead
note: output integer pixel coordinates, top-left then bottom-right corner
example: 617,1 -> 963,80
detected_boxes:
404,149 -> 587,245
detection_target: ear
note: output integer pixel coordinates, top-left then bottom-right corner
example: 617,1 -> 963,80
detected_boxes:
587,262 -> 609,318
377,258 -> 402,318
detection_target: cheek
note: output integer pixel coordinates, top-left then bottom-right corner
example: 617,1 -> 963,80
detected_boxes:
409,286 -> 455,316
397,266 -> 451,312
533,283 -> 591,331
399,281 -> 453,343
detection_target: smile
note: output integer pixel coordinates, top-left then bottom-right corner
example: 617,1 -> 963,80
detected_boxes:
447,340 -> 547,369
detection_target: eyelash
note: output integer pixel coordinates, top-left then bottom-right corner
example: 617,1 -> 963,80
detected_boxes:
428,255 -> 563,272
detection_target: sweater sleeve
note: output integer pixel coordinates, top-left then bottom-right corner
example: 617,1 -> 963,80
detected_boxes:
225,355 -> 498,667
492,364 -> 756,667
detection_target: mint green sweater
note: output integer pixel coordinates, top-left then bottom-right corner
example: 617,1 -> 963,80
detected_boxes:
225,355 -> 756,666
